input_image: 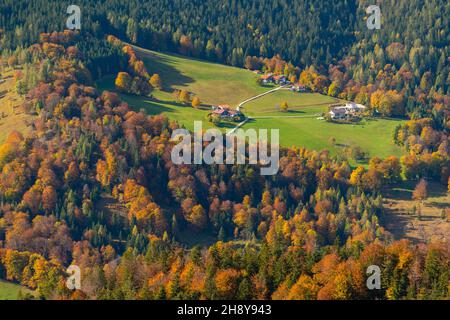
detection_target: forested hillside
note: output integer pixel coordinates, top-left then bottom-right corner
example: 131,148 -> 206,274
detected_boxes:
0,1 -> 448,300
1,0 -> 357,66
0,31 -> 448,300
1,0 -> 448,119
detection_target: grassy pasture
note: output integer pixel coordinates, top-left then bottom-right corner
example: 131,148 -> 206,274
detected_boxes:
0,70 -> 34,144
97,47 -> 406,161
134,46 -> 266,106
242,116 -> 405,160
242,90 -> 339,116
383,181 -> 449,243
0,280 -> 34,300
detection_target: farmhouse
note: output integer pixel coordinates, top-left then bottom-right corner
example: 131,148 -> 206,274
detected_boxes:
329,102 -> 366,120
273,75 -> 288,85
212,104 -> 231,111
290,84 -> 308,92
212,105 -> 244,121
260,73 -> 290,85
260,73 -> 274,84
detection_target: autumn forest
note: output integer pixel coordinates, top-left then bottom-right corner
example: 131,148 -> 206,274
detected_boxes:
0,0 -> 448,301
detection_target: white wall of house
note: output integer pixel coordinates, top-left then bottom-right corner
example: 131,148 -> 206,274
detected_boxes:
329,103 -> 366,119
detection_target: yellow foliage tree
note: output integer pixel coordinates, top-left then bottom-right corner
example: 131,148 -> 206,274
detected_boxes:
115,72 -> 132,92
215,269 -> 241,299
349,166 -> 365,188
178,90 -> 191,104
191,96 -> 201,108
150,73 -> 162,89
188,205 -> 207,230
280,101 -> 288,112
287,275 -> 319,300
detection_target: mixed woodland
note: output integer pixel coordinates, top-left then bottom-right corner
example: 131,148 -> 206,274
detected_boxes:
0,0 -> 448,300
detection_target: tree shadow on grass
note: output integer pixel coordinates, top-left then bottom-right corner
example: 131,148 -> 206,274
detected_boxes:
383,210 -> 426,243
285,109 -> 306,114
197,104 -> 212,110
216,122 -> 237,129
138,51 -> 195,90
136,100 -> 176,116
155,99 -> 192,108
383,183 -> 414,200
383,181 -> 448,201
335,143 -> 350,148
113,92 -> 176,115
426,202 -> 448,209
427,183 -> 449,198
331,120 -> 365,126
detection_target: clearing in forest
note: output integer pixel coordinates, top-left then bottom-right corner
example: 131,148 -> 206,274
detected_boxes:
383,181 -> 449,244
0,69 -> 34,144
97,46 -> 405,161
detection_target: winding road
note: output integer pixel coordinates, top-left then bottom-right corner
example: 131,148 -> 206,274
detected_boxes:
228,84 -> 315,135
236,84 -> 289,111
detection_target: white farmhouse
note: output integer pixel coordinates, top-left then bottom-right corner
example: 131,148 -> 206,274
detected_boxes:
329,102 -> 366,120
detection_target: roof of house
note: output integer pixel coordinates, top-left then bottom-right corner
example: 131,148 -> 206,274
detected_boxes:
260,74 -> 273,80
213,109 -> 226,115
345,102 -> 366,109
330,108 -> 347,115
273,75 -> 286,81
213,108 -> 241,116
213,104 -> 241,116
329,102 -> 367,117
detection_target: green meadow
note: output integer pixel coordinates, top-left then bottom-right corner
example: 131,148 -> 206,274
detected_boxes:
242,90 -> 339,116
242,117 -> 405,160
135,47 -> 267,106
96,46 -> 406,160
0,280 -> 34,300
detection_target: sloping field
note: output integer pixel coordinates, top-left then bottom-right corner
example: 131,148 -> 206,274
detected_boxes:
242,90 -> 339,116
97,46 -> 406,160
383,181 -> 449,244
0,280 -> 34,300
0,70 -> 34,144
242,116 -> 405,160
133,46 -> 267,106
